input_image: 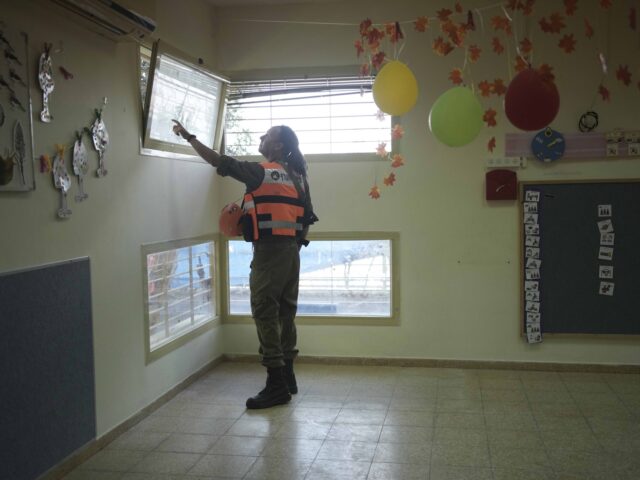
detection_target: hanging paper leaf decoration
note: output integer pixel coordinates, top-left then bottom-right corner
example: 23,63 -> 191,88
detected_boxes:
600,0 -> 612,9
442,21 -> 466,47
493,79 -> 507,96
478,80 -> 492,97
559,34 -> 576,53
372,52 -> 386,70
540,13 -> 566,33
385,22 -> 404,43
564,0 -> 577,16
585,18 -> 594,38
616,65 -> 632,86
538,63 -> 555,82
392,124 -> 405,140
455,2 -> 463,14
488,136 -> 496,153
630,7 -> 637,30
354,40 -> 364,57
492,37 -> 505,54
376,142 -> 388,157
514,56 -> 529,72
369,185 -> 381,199
483,108 -> 498,127
367,28 -> 385,51
598,84 -> 611,101
375,110 -> 386,121
519,38 -> 533,55
414,16 -> 429,32
359,63 -> 371,77
437,8 -> 453,22
391,154 -> 405,168
433,37 -> 454,56
383,172 -> 396,186
360,19 -> 373,36
468,45 -> 482,62
507,0 -> 536,16
491,16 -> 513,35
449,68 -> 464,85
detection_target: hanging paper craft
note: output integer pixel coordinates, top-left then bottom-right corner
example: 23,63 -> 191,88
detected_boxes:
13,120 -> 25,185
73,131 -> 88,201
38,43 -> 54,123
52,145 -> 72,219
0,29 -> 34,192
90,104 -> 109,177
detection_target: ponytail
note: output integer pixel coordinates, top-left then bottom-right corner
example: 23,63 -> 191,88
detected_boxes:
276,125 -> 307,176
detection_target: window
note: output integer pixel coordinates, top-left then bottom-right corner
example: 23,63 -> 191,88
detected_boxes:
140,41 -> 228,157
224,233 -> 398,325
225,76 -> 392,156
142,237 -> 218,362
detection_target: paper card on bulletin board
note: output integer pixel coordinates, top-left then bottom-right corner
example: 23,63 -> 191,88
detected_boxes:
0,26 -> 35,192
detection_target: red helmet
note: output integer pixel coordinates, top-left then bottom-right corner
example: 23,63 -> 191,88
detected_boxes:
219,202 -> 243,237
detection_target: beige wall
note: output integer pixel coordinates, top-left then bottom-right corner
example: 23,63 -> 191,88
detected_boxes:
0,0 -> 224,437
216,0 -> 640,366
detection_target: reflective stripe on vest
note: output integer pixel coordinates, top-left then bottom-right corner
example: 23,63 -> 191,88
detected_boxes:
243,161 -> 304,241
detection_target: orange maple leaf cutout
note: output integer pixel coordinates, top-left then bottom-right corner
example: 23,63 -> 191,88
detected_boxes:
600,0 -> 612,9
559,34 -> 576,53
492,78 -> 507,96
449,68 -> 464,85
437,8 -> 453,22
616,65 -> 632,86
519,38 -> 533,55
414,16 -> 429,32
468,44 -> 482,62
455,2 -> 463,14
488,136 -> 497,153
391,124 -> 405,140
359,63 -> 370,77
359,18 -> 372,37
391,154 -> 405,168
433,37 -> 454,56
383,172 -> 396,186
491,16 -> 512,35
385,22 -> 404,44
584,18 -> 594,38
564,0 -> 577,15
441,20 -> 466,47
538,64 -> 556,83
376,142 -> 388,157
369,185 -> 381,199
540,13 -> 566,34
492,37 -> 505,54
514,56 -> 529,72
354,40 -> 364,57
478,80 -> 492,97
372,52 -> 386,70
483,108 -> 498,127
598,84 -> 611,101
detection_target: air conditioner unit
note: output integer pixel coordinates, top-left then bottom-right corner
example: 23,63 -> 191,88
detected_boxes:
48,0 -> 156,42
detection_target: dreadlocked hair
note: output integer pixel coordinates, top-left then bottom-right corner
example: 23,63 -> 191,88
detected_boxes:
276,125 -> 307,176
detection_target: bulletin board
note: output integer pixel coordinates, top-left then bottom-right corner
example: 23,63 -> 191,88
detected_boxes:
0,258 -> 95,480
520,180 -> 640,336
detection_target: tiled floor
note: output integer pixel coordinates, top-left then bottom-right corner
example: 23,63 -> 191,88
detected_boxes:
63,362 -> 640,480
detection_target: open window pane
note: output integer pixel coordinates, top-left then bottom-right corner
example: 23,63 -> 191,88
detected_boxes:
227,238 -> 393,317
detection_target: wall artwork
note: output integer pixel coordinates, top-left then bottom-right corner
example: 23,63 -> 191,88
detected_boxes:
0,23 -> 34,192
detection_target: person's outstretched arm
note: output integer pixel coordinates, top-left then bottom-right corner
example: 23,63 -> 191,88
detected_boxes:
172,119 -> 221,168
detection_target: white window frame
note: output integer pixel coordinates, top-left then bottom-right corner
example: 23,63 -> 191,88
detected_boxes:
224,69 -> 395,162
140,40 -> 228,159
142,235 -> 220,363
221,232 -> 400,326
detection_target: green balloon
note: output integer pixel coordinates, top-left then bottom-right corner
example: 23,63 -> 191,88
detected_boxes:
429,86 -> 483,147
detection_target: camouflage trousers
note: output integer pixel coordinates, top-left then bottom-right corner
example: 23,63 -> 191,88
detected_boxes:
250,238 -> 300,368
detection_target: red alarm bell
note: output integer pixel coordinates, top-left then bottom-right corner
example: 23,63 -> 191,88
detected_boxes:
219,203 -> 243,237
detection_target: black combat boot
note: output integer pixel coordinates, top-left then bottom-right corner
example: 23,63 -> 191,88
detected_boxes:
283,358 -> 298,394
246,366 -> 291,409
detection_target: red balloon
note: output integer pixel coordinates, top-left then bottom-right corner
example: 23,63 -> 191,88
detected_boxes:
505,68 -> 560,131
219,203 -> 243,237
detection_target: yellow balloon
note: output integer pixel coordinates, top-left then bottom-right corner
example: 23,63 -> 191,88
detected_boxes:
372,61 -> 418,116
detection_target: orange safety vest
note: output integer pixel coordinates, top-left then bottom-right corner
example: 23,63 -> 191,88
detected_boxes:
242,161 -> 305,242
